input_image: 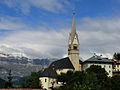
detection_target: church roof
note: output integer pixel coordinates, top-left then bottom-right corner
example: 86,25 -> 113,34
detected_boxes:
84,55 -> 113,64
40,57 -> 83,78
40,57 -> 75,78
40,68 -> 57,78
49,57 -> 75,70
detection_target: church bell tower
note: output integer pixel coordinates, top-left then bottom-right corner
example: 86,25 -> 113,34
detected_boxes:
68,13 -> 80,71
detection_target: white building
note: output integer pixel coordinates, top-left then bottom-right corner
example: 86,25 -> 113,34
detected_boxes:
83,55 -> 113,77
39,68 -> 58,90
112,59 -> 120,76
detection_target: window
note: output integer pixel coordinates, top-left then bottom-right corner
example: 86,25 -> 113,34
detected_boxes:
109,70 -> 111,73
109,66 -> 111,68
57,81 -> 58,84
73,46 -> 77,50
117,65 -> 119,67
45,79 -> 47,82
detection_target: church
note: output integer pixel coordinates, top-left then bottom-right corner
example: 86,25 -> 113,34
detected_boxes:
39,13 -> 82,90
39,13 -> 113,90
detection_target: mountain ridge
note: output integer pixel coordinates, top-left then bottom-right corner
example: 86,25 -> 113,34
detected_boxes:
0,52 -> 57,82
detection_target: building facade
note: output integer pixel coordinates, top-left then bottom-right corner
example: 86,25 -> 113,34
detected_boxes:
83,55 -> 113,77
113,59 -> 120,76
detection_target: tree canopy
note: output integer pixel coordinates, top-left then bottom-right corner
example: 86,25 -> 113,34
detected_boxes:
0,78 -> 6,88
113,53 -> 120,60
5,70 -> 13,88
21,72 -> 42,89
56,65 -> 120,90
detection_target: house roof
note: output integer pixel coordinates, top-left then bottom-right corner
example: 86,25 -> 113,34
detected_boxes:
84,55 -> 113,64
40,68 -> 57,78
49,57 -> 75,70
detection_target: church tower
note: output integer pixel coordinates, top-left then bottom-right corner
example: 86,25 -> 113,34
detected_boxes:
68,13 -> 80,71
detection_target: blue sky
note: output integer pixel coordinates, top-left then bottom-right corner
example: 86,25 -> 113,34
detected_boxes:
0,0 -> 120,59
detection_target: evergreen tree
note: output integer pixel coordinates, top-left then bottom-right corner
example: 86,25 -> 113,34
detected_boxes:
21,72 -> 42,89
5,70 -> 13,88
113,53 -> 120,60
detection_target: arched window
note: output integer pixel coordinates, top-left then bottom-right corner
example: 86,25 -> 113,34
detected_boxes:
45,79 -> 47,82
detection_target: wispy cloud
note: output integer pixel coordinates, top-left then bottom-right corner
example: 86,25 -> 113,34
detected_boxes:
79,17 -> 120,59
0,0 -> 73,14
0,16 -> 28,30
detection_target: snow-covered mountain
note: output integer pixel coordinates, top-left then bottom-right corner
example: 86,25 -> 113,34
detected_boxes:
0,52 -> 57,81
0,52 -> 56,65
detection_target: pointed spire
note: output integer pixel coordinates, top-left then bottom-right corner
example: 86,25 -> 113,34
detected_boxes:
71,12 -> 76,34
71,12 -> 76,43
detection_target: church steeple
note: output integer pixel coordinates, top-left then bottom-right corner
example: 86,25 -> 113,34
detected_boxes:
68,12 -> 80,71
71,12 -> 76,43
